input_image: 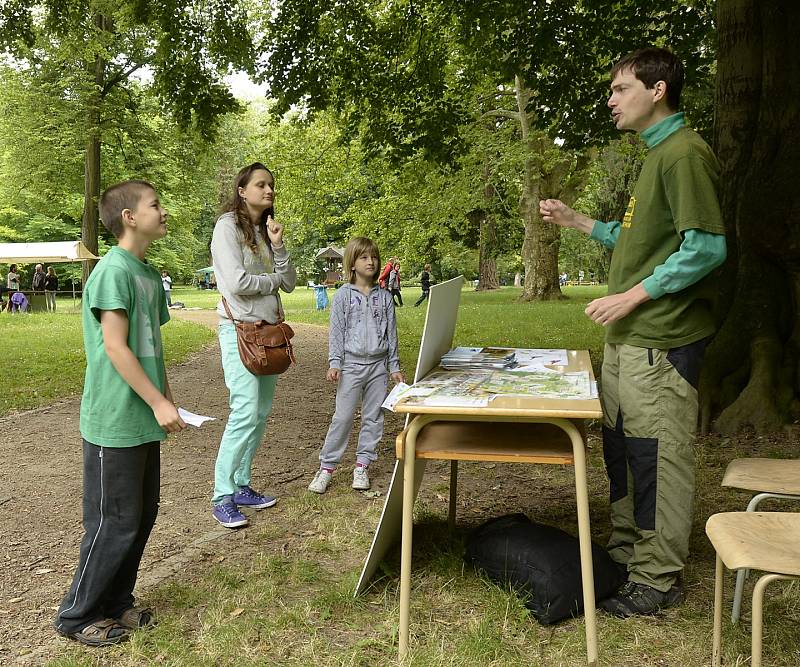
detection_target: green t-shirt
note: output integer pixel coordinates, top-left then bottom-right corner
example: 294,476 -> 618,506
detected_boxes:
80,246 -> 170,447
606,127 -> 725,348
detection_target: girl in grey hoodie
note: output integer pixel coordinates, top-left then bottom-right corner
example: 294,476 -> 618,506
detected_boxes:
308,237 -> 403,494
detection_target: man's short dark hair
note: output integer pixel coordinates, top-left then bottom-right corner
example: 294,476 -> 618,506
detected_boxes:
611,48 -> 684,111
99,180 -> 155,239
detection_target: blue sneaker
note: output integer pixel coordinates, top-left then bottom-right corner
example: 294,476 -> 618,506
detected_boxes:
233,485 -> 278,509
212,498 -> 248,528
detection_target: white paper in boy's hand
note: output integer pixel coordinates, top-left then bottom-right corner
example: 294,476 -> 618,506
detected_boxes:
178,408 -> 216,427
381,382 -> 411,412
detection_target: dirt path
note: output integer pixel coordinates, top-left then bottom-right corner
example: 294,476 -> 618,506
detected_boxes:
0,311 -> 406,664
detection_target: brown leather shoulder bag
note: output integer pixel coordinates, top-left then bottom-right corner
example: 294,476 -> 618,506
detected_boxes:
221,297 -> 296,375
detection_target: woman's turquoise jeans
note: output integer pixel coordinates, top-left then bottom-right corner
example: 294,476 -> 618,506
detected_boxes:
212,322 -> 278,504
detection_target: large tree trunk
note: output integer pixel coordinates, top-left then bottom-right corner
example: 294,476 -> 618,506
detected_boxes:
701,0 -> 800,434
515,74 -> 591,301
516,75 -> 561,301
81,14 -> 106,283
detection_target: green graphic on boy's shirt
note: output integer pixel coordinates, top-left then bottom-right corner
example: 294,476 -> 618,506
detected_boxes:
134,274 -> 161,358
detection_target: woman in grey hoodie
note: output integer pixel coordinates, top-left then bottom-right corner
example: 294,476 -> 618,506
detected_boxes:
209,162 -> 296,529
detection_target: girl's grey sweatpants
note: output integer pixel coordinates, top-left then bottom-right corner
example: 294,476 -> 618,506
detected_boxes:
320,358 -> 388,469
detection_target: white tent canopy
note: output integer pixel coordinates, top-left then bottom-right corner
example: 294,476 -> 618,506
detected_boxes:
0,241 -> 99,263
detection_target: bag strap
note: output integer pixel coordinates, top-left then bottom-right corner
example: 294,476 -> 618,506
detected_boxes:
220,296 -> 240,323
221,295 -> 284,325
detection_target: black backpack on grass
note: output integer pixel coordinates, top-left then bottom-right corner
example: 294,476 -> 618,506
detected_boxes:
465,513 -> 624,625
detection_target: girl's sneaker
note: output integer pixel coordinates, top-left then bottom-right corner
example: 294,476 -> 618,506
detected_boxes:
352,466 -> 370,490
308,469 -> 333,494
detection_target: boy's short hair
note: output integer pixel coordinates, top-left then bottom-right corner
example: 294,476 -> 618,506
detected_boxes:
99,179 -> 155,239
343,237 -> 381,284
611,47 -> 684,110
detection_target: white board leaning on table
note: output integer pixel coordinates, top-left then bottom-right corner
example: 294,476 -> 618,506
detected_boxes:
354,275 -> 465,596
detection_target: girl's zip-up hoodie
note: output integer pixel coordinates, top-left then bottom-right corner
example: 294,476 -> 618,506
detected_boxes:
328,283 -> 400,373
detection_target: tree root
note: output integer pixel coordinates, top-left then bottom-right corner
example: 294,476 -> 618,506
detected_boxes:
713,335 -> 786,434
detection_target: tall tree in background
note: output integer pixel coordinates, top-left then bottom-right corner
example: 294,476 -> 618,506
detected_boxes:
0,1 -> 254,279
700,0 -> 800,433
260,0 -> 714,298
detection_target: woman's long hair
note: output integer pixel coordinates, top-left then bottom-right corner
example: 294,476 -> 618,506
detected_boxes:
226,162 -> 275,255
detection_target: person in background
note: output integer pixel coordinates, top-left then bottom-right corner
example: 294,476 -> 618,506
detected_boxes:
7,264 -> 19,291
378,256 -> 397,290
44,266 -> 59,312
414,263 -> 432,307
388,261 -> 403,307
32,263 -> 46,291
161,270 -> 173,308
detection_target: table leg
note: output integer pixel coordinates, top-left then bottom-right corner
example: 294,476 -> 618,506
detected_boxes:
565,420 -> 598,667
398,425 -> 418,663
448,460 -> 458,532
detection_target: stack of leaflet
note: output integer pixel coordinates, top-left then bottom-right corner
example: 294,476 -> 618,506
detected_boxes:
440,346 -> 517,370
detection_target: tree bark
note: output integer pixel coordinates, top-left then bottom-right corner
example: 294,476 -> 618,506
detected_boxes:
476,153 -> 500,290
516,75 -> 560,301
515,74 -> 590,301
81,14 -> 107,283
701,0 -> 800,433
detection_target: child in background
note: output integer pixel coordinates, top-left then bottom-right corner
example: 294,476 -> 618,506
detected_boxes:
309,237 -> 403,493
54,180 -> 186,646
378,256 -> 396,290
44,266 -> 59,311
388,261 -> 403,306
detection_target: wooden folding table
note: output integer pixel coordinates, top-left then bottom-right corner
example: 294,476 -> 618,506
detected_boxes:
393,350 -> 603,666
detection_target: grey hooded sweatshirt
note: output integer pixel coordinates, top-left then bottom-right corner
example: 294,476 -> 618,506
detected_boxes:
328,283 -> 400,373
211,212 -> 296,323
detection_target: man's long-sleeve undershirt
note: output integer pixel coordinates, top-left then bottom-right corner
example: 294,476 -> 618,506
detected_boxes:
590,221 -> 726,299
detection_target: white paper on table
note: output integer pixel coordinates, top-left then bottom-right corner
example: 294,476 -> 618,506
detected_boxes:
178,408 -> 216,427
381,382 -> 412,412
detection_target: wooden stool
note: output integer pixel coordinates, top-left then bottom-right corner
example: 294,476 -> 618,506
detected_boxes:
721,458 -> 800,621
706,512 -> 800,667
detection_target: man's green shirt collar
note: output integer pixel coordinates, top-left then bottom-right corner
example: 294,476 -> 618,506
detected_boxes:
641,112 -> 685,148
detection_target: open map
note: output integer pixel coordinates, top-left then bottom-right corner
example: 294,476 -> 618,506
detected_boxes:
395,365 -> 595,409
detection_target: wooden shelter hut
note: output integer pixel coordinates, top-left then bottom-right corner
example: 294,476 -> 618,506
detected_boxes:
315,245 -> 344,285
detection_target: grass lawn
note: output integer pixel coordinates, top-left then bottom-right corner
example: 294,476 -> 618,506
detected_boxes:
2,284 -> 605,416
21,283 -> 798,666
176,284 -> 609,377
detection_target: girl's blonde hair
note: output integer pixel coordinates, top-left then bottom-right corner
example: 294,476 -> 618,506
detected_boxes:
343,237 -> 381,284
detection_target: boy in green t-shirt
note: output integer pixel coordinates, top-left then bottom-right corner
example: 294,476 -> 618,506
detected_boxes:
55,180 -> 186,646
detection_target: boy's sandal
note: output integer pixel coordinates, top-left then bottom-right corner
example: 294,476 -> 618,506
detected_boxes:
62,618 -> 131,646
117,606 -> 156,630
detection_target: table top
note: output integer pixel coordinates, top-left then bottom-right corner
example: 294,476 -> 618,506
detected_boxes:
394,349 -> 602,419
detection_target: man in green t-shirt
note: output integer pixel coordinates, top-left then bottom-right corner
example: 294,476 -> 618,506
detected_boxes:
540,48 -> 726,617
55,180 -> 186,646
